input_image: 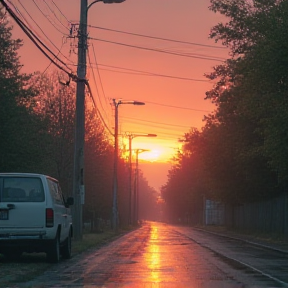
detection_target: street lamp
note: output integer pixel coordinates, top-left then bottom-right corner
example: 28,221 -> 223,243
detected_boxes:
133,149 -> 149,225
127,133 -> 157,225
72,0 -> 126,240
112,99 -> 145,232
88,0 -> 125,10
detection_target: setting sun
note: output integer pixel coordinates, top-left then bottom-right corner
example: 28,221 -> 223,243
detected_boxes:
131,139 -> 178,163
137,149 -> 159,162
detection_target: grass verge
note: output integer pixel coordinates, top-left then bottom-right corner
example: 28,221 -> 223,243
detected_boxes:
0,228 -> 126,287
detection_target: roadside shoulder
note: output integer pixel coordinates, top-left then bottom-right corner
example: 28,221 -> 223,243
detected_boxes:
193,225 -> 288,254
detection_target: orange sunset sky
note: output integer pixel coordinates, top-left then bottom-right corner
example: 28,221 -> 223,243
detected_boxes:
7,0 -> 228,191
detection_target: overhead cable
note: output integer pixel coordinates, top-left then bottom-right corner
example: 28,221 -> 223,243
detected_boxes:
51,0 -> 70,24
32,0 -> 68,35
89,63 -> 211,82
1,0 -> 76,80
85,81 -> 115,137
18,0 -> 75,66
43,0 -> 70,32
145,101 -> 212,112
89,44 -> 112,125
89,37 -> 225,62
18,0 -> 70,63
88,25 -> 227,50
120,116 -> 192,129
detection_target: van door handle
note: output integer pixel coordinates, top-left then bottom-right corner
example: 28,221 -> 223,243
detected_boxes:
7,204 -> 15,210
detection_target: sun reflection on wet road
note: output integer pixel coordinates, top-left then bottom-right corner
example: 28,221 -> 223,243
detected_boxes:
146,226 -> 160,283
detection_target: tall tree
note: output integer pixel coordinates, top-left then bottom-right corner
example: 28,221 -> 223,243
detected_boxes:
0,9 -> 52,172
31,70 -> 76,195
162,129 -> 207,222
84,106 -> 115,226
162,0 -> 287,217
207,0 -> 288,194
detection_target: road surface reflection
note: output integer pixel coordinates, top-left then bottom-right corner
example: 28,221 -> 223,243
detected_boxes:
146,225 -> 160,282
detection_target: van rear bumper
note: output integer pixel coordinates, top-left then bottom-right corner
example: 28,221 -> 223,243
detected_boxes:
0,237 -> 55,254
0,231 -> 46,239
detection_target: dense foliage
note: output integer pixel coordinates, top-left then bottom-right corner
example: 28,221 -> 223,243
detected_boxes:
0,9 -> 53,173
162,0 -> 288,222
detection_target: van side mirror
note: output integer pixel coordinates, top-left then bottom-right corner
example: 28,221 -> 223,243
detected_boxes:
66,197 -> 74,207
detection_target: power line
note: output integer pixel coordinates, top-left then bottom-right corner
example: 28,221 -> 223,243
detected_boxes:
120,116 -> 192,129
87,47 -> 114,133
124,127 -> 184,139
42,0 -> 70,32
23,0 -> 65,36
32,0 -> 67,34
85,82 -> 114,137
11,0 -> 70,68
89,63 -> 211,82
30,1 -> 75,66
120,120 -> 188,138
89,43 -> 113,126
1,0 -> 75,79
88,25 -> 227,50
51,0 -> 70,24
42,41 -> 64,74
10,1 -> 75,69
68,60 -> 213,83
89,37 -> 226,62
121,124 -> 188,140
145,101 -> 212,112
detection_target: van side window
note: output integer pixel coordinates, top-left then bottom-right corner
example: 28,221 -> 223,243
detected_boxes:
47,179 -> 64,205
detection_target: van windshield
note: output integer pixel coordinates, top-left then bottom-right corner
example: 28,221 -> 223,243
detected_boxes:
0,177 -> 45,202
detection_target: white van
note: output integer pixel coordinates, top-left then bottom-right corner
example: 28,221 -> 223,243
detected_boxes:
0,173 -> 74,262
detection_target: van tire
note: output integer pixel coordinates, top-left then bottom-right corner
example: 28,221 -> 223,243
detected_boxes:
47,233 -> 60,263
61,230 -> 72,259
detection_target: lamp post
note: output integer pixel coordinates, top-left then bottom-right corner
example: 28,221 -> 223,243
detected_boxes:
127,133 -> 157,225
112,99 -> 145,231
133,149 -> 149,224
72,0 -> 126,240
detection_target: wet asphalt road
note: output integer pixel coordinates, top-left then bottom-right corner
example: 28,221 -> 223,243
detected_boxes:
19,222 -> 283,288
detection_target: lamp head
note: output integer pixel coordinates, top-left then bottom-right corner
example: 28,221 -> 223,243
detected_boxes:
133,101 -> 145,106
103,0 -> 125,3
116,100 -> 145,106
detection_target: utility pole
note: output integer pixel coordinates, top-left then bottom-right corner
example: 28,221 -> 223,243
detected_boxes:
72,0 -> 126,239
133,149 -> 149,224
112,100 -> 145,231
127,133 -> 157,225
112,99 -> 119,232
72,0 -> 88,240
128,135 -> 133,225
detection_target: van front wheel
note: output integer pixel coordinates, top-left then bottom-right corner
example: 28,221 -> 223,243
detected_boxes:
47,233 -> 60,263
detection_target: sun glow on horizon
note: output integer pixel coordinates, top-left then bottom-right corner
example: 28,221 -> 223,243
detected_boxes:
133,141 -> 180,163
119,137 -> 181,163
138,149 -> 160,162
